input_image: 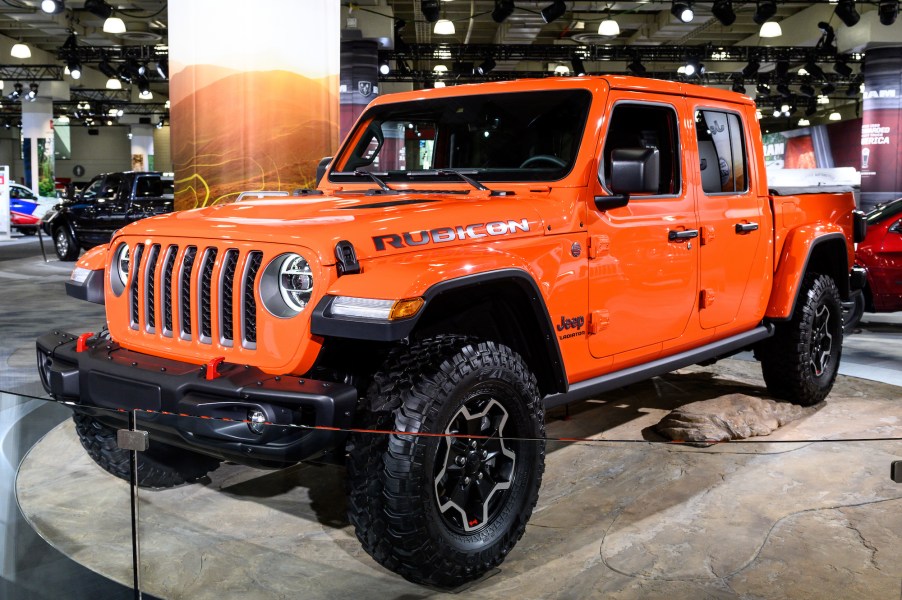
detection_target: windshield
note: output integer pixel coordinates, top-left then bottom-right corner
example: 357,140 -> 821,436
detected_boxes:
331,89 -> 592,183
866,197 -> 902,225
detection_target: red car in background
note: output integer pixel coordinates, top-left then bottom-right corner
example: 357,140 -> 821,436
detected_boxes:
849,198 -> 902,327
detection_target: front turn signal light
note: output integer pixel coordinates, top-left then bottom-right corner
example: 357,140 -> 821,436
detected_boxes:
389,297 -> 425,320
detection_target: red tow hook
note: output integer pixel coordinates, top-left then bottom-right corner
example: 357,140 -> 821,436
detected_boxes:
205,356 -> 226,380
75,332 -> 95,353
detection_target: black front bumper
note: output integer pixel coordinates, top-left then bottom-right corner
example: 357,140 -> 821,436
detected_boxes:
36,330 -> 357,466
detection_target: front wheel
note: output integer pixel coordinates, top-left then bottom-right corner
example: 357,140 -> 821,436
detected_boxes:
73,412 -> 221,488
349,337 -> 545,587
760,272 -> 843,406
53,226 -> 79,261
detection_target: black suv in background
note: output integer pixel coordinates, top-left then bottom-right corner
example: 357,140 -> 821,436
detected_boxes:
43,171 -> 174,261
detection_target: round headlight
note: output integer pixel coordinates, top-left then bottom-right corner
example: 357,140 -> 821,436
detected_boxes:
260,253 -> 314,317
111,243 -> 130,295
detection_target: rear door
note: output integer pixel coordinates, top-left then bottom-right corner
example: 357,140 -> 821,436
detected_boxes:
692,107 -> 767,330
587,95 -> 699,364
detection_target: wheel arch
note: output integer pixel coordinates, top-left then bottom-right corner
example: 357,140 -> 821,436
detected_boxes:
766,231 -> 850,321
311,269 -> 568,396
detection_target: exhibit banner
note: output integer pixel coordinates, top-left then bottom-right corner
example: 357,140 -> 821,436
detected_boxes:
340,39 -> 379,139
169,0 -> 340,210
0,166 -> 9,240
860,46 -> 902,210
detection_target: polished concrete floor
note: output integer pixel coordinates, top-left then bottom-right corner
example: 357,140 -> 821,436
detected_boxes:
2,235 -> 901,599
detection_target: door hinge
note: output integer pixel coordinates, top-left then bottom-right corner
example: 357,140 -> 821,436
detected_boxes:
700,288 -> 716,309
588,309 -> 610,334
588,235 -> 610,259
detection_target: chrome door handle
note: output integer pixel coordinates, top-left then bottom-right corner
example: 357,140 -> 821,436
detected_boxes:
735,222 -> 759,234
668,229 -> 699,241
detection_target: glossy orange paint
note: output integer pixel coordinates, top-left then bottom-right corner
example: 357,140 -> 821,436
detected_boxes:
93,76 -> 853,384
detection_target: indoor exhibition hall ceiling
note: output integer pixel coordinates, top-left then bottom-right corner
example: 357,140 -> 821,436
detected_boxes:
1,0 -> 899,130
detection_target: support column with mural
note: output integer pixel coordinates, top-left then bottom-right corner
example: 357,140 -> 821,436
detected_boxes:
168,0 -> 340,210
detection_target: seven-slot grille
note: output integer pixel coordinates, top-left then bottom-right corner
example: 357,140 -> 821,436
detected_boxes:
127,243 -> 263,349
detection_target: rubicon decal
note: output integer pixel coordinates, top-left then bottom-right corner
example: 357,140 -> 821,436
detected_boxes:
373,219 -> 530,251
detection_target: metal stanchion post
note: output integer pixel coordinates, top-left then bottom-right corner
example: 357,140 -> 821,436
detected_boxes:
36,223 -> 48,262
117,411 -> 149,600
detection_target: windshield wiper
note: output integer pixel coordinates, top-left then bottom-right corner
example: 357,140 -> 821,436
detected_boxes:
408,169 -> 490,192
348,169 -> 393,192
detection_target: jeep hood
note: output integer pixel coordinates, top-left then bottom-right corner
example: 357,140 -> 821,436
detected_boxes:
117,192 -> 546,266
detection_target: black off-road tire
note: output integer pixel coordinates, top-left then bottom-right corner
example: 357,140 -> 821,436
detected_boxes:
73,412 -> 221,488
347,336 -> 546,588
53,226 -> 79,261
760,272 -> 843,406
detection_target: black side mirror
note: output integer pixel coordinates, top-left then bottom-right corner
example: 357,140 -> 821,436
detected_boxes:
594,147 -> 660,211
852,210 -> 868,242
610,147 -> 660,194
315,156 -> 333,187
889,219 -> 902,234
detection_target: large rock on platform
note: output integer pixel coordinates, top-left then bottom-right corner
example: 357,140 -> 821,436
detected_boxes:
655,394 -> 819,442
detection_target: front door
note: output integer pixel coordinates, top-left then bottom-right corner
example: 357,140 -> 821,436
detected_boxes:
587,95 -> 699,363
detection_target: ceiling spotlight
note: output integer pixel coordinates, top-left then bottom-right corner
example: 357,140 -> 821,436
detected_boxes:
540,0 -> 567,24
798,118 -> 810,126
829,111 -> 841,121
845,81 -> 861,96
98,59 -> 117,79
477,56 -> 496,75
379,62 -> 390,75
570,56 -> 586,76
491,0 -> 515,23
805,101 -> 817,116
821,82 -> 836,95
817,21 -> 836,50
10,43 -> 31,59
772,107 -> 782,118
434,19 -> 455,35
41,0 -> 64,14
731,80 -> 746,94
799,82 -> 816,97
67,58 -> 82,80
103,16 -> 126,34
27,83 -> 38,100
835,0 -> 860,27
878,0 -> 899,25
712,0 -> 736,26
742,59 -> 760,77
421,0 -> 440,22
433,64 -> 448,73
139,90 -> 153,100
671,1 -> 694,23
136,76 -> 150,94
627,57 -> 646,76
84,0 -> 112,19
775,59 -> 789,77
833,59 -> 852,77
804,58 -> 826,80
759,21 -> 782,37
777,82 -> 791,96
598,18 -> 620,36
756,83 -> 771,96
434,80 -> 446,88
156,58 -> 168,79
753,0 -> 777,25
11,82 -> 23,99
105,77 -> 122,90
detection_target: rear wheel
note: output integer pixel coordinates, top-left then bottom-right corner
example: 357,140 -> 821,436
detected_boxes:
53,226 -> 79,261
73,412 -> 221,488
348,336 -> 545,587
760,272 -> 843,406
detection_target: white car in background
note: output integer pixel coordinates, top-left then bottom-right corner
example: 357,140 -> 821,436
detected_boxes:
9,183 -> 58,235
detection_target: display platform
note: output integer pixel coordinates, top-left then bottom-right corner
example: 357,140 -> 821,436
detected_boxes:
16,359 -> 902,599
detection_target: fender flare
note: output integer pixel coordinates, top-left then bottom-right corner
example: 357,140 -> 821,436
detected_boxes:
311,267 -> 568,393
766,230 -> 849,321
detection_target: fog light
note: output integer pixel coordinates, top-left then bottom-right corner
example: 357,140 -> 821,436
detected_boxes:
247,409 -> 267,435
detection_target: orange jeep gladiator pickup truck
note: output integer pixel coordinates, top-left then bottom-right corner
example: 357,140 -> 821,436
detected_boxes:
37,76 -> 864,587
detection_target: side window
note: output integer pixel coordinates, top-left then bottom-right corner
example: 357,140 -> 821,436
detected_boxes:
135,176 -> 163,198
100,175 -> 123,200
695,110 -> 748,194
602,103 -> 680,196
81,178 -> 104,203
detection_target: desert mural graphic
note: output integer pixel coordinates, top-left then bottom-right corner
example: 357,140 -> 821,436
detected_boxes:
169,0 -> 340,211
